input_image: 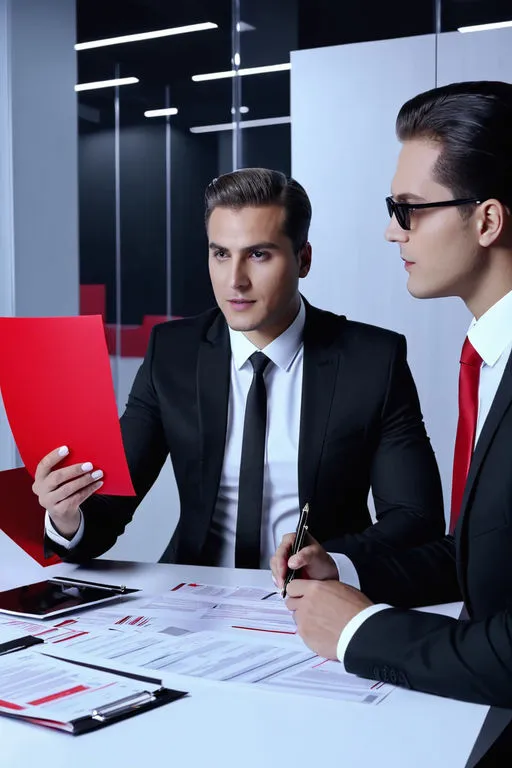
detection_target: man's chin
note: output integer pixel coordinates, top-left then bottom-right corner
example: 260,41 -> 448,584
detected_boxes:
226,319 -> 259,332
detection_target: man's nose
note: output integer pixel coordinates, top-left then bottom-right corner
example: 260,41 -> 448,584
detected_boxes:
385,215 -> 409,244
230,258 -> 250,289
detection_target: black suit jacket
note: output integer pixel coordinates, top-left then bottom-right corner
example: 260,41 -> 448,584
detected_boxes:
344,349 -> 512,707
46,301 -> 444,565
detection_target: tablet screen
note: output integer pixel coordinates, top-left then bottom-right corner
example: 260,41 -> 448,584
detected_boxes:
0,580 -> 139,619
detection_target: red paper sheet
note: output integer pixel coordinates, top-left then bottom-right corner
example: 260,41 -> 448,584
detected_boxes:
0,315 -> 135,496
0,467 -> 60,565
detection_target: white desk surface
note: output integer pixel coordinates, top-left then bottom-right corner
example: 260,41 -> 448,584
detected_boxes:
0,553 -> 490,768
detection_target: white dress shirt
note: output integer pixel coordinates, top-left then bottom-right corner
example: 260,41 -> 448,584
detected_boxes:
336,289 -> 512,665
47,299 -> 348,572
207,300 -> 306,567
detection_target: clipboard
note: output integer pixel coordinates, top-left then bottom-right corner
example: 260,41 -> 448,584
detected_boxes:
0,636 -> 187,734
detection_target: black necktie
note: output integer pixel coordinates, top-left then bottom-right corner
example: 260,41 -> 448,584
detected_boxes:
235,351 -> 271,568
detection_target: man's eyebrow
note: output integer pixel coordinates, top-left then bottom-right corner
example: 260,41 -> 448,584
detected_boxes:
208,241 -> 281,251
392,192 -> 428,203
242,241 -> 280,251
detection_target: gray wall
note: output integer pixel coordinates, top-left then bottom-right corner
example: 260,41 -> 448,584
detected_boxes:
0,0 -> 78,469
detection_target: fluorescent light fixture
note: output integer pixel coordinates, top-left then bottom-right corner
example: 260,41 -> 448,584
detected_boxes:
75,22 -> 218,51
144,107 -> 179,118
458,19 -> 512,33
231,106 -> 249,114
75,77 -> 139,92
192,62 -> 291,82
190,116 -> 291,134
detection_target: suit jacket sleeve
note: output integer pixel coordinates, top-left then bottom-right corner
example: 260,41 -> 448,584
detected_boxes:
326,334 -> 445,559
340,535 -> 512,706
345,600 -> 512,707
45,326 -> 169,561
343,536 -> 512,706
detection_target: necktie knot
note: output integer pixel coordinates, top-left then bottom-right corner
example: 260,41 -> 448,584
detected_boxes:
249,351 -> 270,376
460,337 -> 482,368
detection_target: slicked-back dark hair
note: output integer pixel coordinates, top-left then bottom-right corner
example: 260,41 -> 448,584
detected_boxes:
204,168 -> 312,254
396,81 -> 512,210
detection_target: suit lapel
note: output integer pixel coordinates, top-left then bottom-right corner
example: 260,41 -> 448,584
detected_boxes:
298,303 -> 343,518
455,350 -> 512,586
196,314 -> 231,555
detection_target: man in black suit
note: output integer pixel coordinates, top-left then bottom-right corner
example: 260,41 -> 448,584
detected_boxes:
274,81 -> 512,713
34,168 -> 443,568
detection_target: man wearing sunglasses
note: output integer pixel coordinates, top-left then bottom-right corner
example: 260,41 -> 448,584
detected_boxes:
273,81 -> 512,719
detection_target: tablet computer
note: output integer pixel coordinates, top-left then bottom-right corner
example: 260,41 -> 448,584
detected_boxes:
0,577 -> 140,619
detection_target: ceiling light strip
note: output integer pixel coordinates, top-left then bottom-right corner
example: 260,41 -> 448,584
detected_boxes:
192,62 -> 291,82
75,77 -> 139,92
458,20 -> 512,33
76,22 -> 218,51
190,116 -> 291,134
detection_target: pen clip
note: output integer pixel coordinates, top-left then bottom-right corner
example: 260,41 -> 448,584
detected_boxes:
91,690 -> 157,722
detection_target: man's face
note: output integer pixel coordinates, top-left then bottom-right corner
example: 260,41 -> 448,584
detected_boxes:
385,139 -> 485,301
207,205 -> 311,347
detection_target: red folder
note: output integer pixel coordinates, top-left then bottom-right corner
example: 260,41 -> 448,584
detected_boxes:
0,315 -> 135,496
0,467 -> 60,565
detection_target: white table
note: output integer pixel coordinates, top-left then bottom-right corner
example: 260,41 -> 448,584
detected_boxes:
0,557 -> 493,768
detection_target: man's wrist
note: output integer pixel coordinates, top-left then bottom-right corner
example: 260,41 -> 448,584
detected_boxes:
48,513 -> 81,540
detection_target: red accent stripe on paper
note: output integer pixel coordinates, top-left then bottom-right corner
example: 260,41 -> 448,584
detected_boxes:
232,626 -> 296,635
0,700 -> 25,711
28,685 -> 89,706
53,632 -> 89,643
171,583 -> 186,592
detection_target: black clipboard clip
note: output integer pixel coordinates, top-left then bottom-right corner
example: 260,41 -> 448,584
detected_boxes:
282,502 -> 309,598
92,690 -> 157,722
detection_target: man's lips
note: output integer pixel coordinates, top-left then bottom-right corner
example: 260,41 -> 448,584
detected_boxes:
228,299 -> 255,304
227,299 -> 256,310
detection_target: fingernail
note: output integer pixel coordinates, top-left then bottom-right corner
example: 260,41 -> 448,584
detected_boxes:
272,574 -> 278,587
81,462 -> 93,472
91,469 -> 103,480
58,446 -> 69,457
289,557 -> 298,568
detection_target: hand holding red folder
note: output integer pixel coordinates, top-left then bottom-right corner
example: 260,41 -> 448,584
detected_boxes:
0,315 -> 135,497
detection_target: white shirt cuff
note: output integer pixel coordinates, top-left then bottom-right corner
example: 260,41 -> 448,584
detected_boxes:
44,509 -> 84,549
336,604 -> 391,667
328,552 -> 360,588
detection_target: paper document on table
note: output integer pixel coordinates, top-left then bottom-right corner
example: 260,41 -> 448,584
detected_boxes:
136,582 -> 295,635
42,625 -> 394,705
258,657 -> 393,704
42,627 -> 314,681
0,648 -> 184,733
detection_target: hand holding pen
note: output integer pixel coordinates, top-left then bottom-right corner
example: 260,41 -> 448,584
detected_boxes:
270,503 -> 339,596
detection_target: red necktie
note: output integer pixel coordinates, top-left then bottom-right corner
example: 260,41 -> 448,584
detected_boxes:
450,337 -> 483,533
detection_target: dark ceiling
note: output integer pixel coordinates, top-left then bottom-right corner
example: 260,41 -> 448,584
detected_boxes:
76,0 -> 512,130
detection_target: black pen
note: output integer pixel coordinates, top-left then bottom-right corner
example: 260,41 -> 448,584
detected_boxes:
282,503 -> 310,597
49,576 -> 129,594
0,635 -> 44,655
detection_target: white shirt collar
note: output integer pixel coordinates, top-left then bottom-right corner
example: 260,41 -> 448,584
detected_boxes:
467,289 -> 512,367
228,297 -> 306,372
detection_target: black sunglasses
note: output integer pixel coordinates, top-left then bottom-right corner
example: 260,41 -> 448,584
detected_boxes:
385,196 -> 481,231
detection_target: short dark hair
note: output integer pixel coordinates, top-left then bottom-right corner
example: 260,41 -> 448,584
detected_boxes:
204,168 -> 312,253
396,81 -> 512,210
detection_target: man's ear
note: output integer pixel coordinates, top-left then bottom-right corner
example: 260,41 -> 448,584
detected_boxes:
476,199 -> 508,247
298,242 -> 312,277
